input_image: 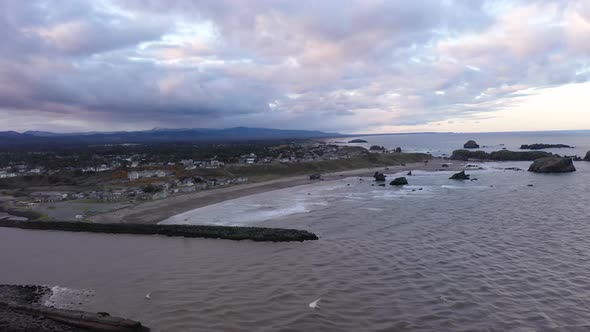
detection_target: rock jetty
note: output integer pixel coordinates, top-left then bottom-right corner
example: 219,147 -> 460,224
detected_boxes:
450,171 -> 470,180
464,140 -> 480,149
0,220 -> 319,242
528,157 -> 576,173
520,143 -> 572,150
390,177 -> 408,186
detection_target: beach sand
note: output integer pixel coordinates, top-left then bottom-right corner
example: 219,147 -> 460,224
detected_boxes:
89,159 -> 467,225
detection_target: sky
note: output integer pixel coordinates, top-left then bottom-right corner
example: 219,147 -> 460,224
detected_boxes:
0,0 -> 589,134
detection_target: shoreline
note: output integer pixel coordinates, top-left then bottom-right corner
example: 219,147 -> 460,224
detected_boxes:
89,158 -> 467,225
0,284 -> 148,331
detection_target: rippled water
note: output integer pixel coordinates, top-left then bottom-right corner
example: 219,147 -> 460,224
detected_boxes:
2,160 -> 590,331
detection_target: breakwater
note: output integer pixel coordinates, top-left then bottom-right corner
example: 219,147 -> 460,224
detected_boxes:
0,220 -> 319,242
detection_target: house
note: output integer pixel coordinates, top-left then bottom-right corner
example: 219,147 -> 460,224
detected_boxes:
241,153 -> 258,164
180,159 -> 194,167
31,192 -> 67,203
128,169 -> 168,180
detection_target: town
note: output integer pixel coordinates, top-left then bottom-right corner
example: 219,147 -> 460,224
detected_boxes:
0,140 -> 410,222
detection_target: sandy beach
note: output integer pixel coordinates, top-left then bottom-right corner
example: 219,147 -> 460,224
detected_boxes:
88,159 -> 466,225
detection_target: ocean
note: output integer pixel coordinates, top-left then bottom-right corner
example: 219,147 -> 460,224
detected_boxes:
2,131 -> 590,331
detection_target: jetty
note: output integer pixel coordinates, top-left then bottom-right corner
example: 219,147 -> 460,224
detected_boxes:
0,220 -> 319,242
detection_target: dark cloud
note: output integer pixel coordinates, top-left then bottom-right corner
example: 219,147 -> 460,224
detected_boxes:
0,0 -> 589,132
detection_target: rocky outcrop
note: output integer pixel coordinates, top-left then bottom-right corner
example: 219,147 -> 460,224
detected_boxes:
373,172 -> 386,182
0,220 -> 319,242
451,149 -> 552,161
394,147 -> 402,153
369,145 -> 386,151
464,140 -> 480,149
390,177 -> 408,186
451,149 -> 489,161
449,171 -> 470,180
528,157 -> 576,173
520,143 -> 572,150
585,151 -> 590,161
348,139 -> 367,143
0,284 -> 149,332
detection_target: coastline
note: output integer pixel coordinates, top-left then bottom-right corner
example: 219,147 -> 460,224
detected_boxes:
89,158 -> 467,225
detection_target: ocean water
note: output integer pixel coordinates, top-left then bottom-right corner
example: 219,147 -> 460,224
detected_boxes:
2,132 -> 590,331
336,130 -> 590,158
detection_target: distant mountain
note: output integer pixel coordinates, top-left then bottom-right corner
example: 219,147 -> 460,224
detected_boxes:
0,131 -> 22,138
0,127 -> 342,145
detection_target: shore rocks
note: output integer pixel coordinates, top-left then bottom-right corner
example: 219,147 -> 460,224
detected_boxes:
464,140 -> 480,149
395,147 -> 402,153
390,177 -> 408,186
451,149 -> 552,161
369,145 -> 386,151
520,143 -> 572,150
585,151 -> 590,161
0,220 -> 319,242
0,284 -> 149,332
348,139 -> 367,143
449,171 -> 470,180
373,172 -> 386,181
309,174 -> 322,180
528,157 -> 576,173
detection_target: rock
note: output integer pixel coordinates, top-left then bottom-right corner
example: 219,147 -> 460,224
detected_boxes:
373,172 -> 386,182
407,171 -> 412,176
504,167 -> 523,171
449,171 -> 470,180
585,151 -> 590,161
451,149 -> 552,161
378,183 -> 386,187
565,155 -> 582,161
441,164 -> 449,168
395,147 -> 402,153
309,174 -> 322,180
451,149 -> 489,161
348,139 -> 368,143
390,177 -> 408,186
520,143 -> 572,150
369,145 -> 386,151
464,140 -> 480,149
528,157 -> 576,173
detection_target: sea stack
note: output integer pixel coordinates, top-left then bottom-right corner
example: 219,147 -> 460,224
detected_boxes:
528,157 -> 576,173
585,151 -> 590,161
464,140 -> 480,149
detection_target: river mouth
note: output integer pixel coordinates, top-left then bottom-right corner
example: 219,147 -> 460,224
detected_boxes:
2,161 -> 590,331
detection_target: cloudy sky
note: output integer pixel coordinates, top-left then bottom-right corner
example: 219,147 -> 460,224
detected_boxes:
1,0 -> 589,133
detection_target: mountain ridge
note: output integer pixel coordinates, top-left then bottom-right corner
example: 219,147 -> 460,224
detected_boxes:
0,127 -> 342,145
